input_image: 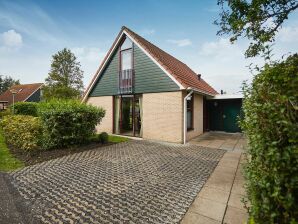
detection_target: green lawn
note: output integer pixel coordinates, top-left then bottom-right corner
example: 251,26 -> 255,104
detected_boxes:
0,129 -> 24,171
108,135 -> 129,143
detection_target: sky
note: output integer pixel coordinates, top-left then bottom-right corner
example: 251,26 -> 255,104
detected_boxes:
0,0 -> 297,94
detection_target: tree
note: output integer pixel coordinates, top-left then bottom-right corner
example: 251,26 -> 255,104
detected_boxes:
43,48 -> 84,100
0,75 -> 20,94
215,0 -> 298,58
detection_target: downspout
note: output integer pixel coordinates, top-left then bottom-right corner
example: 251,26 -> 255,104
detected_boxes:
183,90 -> 193,144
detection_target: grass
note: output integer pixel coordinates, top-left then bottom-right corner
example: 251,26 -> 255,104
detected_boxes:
108,135 -> 129,143
89,133 -> 129,143
0,131 -> 128,171
0,129 -> 24,171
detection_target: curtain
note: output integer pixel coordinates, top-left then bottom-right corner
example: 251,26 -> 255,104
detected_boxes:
139,96 -> 143,137
114,96 -> 120,134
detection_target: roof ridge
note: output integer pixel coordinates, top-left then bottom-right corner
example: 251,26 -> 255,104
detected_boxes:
83,26 -> 218,100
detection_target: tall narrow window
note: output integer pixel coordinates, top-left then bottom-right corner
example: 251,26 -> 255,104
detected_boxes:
121,49 -> 132,70
119,37 -> 134,94
187,94 -> 194,130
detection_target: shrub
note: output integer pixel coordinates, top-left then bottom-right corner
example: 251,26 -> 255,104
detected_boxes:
12,102 -> 38,116
38,99 -> 105,149
240,54 -> 298,223
98,132 -> 109,144
0,109 -> 11,119
0,115 -> 42,151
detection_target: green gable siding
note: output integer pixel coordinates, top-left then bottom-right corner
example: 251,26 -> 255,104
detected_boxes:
134,45 -> 179,93
88,43 -> 179,97
89,51 -> 119,96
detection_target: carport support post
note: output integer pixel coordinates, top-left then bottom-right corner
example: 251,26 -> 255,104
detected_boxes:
183,90 -> 193,144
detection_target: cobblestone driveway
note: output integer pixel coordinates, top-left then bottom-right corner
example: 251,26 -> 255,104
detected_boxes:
9,140 -> 225,224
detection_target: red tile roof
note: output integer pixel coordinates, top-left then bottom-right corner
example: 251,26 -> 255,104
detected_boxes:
0,83 -> 43,105
123,27 -> 218,95
83,26 -> 218,100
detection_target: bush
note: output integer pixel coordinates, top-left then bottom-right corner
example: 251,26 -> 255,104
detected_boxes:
241,54 -> 298,223
98,132 -> 109,144
38,99 -> 105,149
0,115 -> 42,151
12,102 -> 38,116
0,109 -> 11,119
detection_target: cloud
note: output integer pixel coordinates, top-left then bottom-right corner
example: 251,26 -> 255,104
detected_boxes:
140,29 -> 155,36
71,47 -> 106,86
167,39 -> 192,47
1,29 -> 23,47
72,47 -> 104,62
277,25 -> 298,42
199,38 -> 243,61
0,1 -> 64,44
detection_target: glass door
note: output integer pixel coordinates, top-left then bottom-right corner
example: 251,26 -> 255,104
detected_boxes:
134,95 -> 141,137
114,95 -> 142,137
120,96 -> 133,136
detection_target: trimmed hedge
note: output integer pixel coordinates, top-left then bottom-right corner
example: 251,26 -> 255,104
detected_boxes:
12,102 -> 38,116
38,99 -> 105,149
10,102 -> 38,117
241,54 -> 298,223
1,115 -> 42,151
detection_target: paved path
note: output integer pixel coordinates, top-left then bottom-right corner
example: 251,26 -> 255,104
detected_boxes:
190,132 -> 246,151
8,141 -> 224,224
0,172 -> 36,223
181,148 -> 248,223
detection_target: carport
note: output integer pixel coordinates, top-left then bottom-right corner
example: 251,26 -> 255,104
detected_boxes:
204,94 -> 243,133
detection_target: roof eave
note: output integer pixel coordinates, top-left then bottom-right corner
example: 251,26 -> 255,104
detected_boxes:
186,87 -> 216,97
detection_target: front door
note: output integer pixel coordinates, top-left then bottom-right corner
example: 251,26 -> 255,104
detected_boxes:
114,95 -> 142,137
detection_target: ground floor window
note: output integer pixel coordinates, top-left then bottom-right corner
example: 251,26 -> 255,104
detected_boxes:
187,93 -> 194,130
114,95 -> 142,137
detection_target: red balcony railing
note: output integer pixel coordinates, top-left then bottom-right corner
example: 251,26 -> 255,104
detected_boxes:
119,69 -> 134,94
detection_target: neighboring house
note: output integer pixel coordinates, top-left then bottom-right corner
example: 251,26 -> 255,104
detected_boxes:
83,26 -> 242,143
0,83 -> 43,110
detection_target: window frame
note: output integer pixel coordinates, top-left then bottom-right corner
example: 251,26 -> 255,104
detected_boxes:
187,94 -> 194,131
118,36 -> 134,94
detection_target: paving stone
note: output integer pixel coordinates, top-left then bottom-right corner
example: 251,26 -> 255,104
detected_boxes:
231,180 -> 246,196
205,173 -> 234,192
8,140 -> 225,224
217,159 -> 239,169
181,212 -> 220,224
212,165 -> 237,177
188,197 -> 226,221
223,206 -> 248,224
227,193 -> 246,211
198,186 -> 230,204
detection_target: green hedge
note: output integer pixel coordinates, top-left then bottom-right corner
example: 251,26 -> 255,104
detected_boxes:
12,102 -> 38,116
10,102 -> 38,117
1,115 -> 42,151
0,109 -> 11,119
241,54 -> 298,223
38,99 -> 105,149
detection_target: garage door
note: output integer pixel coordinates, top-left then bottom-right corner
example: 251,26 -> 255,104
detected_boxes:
207,99 -> 242,132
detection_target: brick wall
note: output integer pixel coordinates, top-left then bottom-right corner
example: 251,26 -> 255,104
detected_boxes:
86,96 -> 113,133
142,91 -> 183,143
186,93 -> 204,141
